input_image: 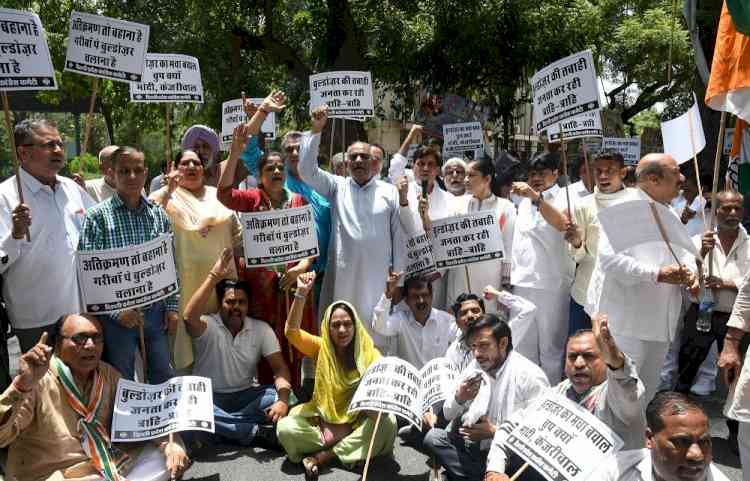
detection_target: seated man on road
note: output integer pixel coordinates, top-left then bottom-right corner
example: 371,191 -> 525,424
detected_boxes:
593,391 -> 731,481
0,314 -> 189,481
183,248 -> 292,449
423,314 -> 548,481
485,313 -> 647,481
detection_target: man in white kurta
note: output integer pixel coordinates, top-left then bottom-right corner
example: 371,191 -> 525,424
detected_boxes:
719,270 -> 750,480
588,154 -> 693,404
297,106 -> 406,348
511,151 -> 576,383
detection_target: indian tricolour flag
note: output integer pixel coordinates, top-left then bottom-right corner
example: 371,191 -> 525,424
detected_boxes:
706,1 -> 750,121
726,120 -> 750,194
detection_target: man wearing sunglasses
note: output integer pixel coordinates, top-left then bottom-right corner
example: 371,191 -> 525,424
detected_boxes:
0,119 -> 95,355
297,104 -> 406,351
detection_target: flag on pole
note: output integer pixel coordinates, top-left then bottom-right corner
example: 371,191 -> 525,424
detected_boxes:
725,119 -> 750,194
727,0 -> 750,37
705,1 -> 750,122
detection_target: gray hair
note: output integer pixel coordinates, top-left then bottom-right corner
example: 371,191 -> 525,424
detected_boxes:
14,118 -> 57,147
442,157 -> 467,175
282,131 -> 303,151
331,152 -> 346,167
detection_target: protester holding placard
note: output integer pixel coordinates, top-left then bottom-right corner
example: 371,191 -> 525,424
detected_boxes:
587,154 -> 694,404
217,91 -> 316,390
371,271 -> 457,369
182,249 -> 292,449
278,272 -> 397,479
593,391 -> 729,481
561,151 -> 634,334
509,151 -> 576,383
423,313 -> 548,481
85,145 -> 119,203
149,149 -> 242,371
297,104 -> 406,350
78,146 -> 177,384
0,314 -> 189,481
0,119 -> 95,353
443,157 -> 516,308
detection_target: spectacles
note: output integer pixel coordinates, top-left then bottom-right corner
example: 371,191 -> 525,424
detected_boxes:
21,140 -> 65,150
347,152 -> 371,161
445,169 -> 465,177
284,145 -> 300,154
61,333 -> 104,347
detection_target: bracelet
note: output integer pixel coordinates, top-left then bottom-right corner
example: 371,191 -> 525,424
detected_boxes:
399,202 -> 409,207
294,291 -> 307,300
259,107 -> 270,115
12,378 -> 32,394
726,335 -> 744,342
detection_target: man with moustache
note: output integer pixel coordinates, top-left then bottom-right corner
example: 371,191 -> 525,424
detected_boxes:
676,191 -> 750,392
443,158 -> 468,197
594,391 -> 730,481
0,119 -> 95,352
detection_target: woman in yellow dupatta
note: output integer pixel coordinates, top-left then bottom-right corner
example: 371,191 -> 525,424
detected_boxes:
277,272 -> 396,480
149,149 -> 242,370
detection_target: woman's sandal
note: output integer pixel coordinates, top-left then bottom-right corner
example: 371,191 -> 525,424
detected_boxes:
302,456 -> 319,481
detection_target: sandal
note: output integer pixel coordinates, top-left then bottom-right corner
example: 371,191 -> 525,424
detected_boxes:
302,456 -> 319,481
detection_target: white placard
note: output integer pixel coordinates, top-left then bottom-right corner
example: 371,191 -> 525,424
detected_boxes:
347,356 -> 458,429
442,121 -> 484,158
220,98 -> 276,150
309,71 -> 373,117
603,137 -> 642,166
405,232 -> 437,279
598,199 -> 701,259
77,234 -> 178,314
431,211 -> 504,269
241,205 -> 318,267
660,96 -> 706,164
112,376 -> 214,442
0,8 -> 57,91
64,12 -> 149,83
546,111 -> 602,142
506,392 -> 622,481
130,54 -> 203,103
531,49 -> 600,132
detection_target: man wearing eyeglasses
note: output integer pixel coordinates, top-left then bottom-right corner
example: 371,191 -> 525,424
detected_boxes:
0,119 -> 95,354
297,105 -> 406,350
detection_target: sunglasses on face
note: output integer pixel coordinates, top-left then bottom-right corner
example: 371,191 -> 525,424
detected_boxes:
61,333 -> 104,347
348,152 -> 371,161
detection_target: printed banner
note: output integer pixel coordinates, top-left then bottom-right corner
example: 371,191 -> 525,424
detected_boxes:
531,49 -> 600,132
130,53 -> 203,103
0,8 -> 57,91
241,205 -> 318,267
404,232 -> 437,278
603,137 -> 642,165
64,12 -> 149,82
506,393 -> 622,481
112,376 -> 214,441
443,121 -> 484,158
546,111 -> 602,142
309,71 -> 374,117
220,98 -> 276,151
419,357 -> 458,414
77,234 -> 178,314
431,211 -> 504,269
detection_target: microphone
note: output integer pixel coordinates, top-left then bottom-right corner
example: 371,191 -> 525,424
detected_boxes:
421,179 -> 428,199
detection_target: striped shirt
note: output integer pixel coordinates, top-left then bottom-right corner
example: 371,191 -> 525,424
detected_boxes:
78,193 -> 179,312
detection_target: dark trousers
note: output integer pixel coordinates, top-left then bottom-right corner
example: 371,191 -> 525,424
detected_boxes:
568,298 -> 592,336
675,303 -> 729,393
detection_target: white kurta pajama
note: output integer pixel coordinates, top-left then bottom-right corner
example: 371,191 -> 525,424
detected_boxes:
587,188 -> 693,403
298,132 -> 406,348
511,183 -> 576,383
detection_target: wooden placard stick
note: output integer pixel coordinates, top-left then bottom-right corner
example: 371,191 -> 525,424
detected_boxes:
649,201 -> 683,267
329,117 -> 336,162
686,108 -> 707,228
361,411 -> 382,481
341,117 -> 346,160
1,92 -> 29,241
510,462 -> 529,481
81,77 -> 100,166
581,140 -> 593,193
138,320 -> 148,383
464,265 -> 472,294
708,111 -> 728,278
559,124 -> 572,217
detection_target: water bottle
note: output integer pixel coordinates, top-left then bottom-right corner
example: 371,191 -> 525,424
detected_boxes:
696,289 -> 714,333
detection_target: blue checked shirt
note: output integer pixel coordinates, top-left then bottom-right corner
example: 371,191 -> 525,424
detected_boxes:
78,193 -> 179,312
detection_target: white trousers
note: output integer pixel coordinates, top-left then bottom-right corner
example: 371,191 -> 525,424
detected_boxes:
740,421 -> 750,481
513,286 -> 570,384
614,335 -> 670,404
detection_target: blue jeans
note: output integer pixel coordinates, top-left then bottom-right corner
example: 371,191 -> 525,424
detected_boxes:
212,385 -> 278,445
568,298 -> 591,336
101,302 -> 174,384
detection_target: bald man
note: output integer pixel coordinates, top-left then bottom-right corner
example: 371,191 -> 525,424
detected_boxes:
587,154 -> 694,403
85,145 -> 119,203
